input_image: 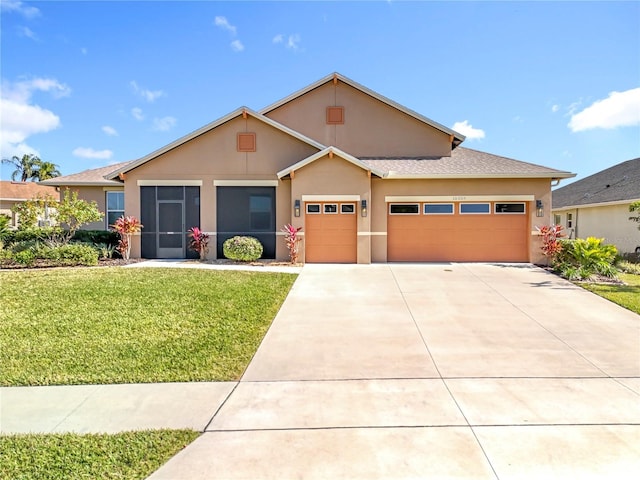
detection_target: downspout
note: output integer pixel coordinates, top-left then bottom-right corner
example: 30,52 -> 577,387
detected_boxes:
574,209 -> 579,239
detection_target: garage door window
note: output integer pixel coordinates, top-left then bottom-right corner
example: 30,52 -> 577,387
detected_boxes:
390,204 -> 420,215
495,203 -> 525,214
306,204 -> 321,214
460,203 -> 490,214
424,203 -> 454,215
341,204 -> 355,214
324,204 -> 338,214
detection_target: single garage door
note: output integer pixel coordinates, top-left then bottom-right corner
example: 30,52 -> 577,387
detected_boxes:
305,202 -> 357,263
388,202 -> 529,262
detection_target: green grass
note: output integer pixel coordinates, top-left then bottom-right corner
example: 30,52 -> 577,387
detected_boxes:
0,430 -> 200,480
0,268 -> 297,386
580,273 -> 640,315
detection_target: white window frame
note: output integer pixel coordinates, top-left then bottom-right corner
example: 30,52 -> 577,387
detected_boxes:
106,191 -> 125,228
324,204 -> 339,214
567,213 -> 573,228
459,203 -> 491,215
389,203 -> 420,215
494,202 -> 526,214
424,203 -> 454,215
340,203 -> 355,214
306,203 -> 321,214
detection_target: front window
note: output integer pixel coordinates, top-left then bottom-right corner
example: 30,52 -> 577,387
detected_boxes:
460,203 -> 490,214
106,191 -> 124,228
567,213 -> 573,228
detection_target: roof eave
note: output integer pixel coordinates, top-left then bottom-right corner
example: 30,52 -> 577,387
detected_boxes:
553,197 -> 640,210
38,181 -> 124,187
384,172 -> 577,180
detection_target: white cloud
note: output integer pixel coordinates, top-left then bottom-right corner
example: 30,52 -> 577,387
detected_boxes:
214,16 -> 236,34
272,34 -> 284,44
131,107 -> 144,121
551,104 -> 559,113
72,147 -> 113,160
1,0 -> 40,18
130,80 -> 165,102
568,88 -> 640,132
287,34 -> 301,50
18,26 -> 37,40
230,40 -> 244,52
102,125 -> 118,136
0,77 -> 69,158
452,120 -> 485,140
152,116 -> 176,132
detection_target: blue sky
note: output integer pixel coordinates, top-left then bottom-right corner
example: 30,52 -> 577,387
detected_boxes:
1,0 -> 639,185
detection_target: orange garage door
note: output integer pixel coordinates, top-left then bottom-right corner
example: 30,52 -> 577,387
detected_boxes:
305,202 -> 357,263
387,202 -> 529,262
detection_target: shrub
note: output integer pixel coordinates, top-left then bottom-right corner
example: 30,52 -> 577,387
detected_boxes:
537,224 -> 565,261
39,243 -> 99,266
223,236 -> 263,262
0,214 -> 10,238
13,249 -> 36,266
554,237 -> 618,280
281,224 -> 302,263
95,243 -> 117,259
111,216 -> 143,261
188,227 -> 209,260
72,229 -> 120,245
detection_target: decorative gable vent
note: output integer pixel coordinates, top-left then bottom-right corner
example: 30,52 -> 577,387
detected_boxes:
326,106 -> 345,125
237,133 -> 256,152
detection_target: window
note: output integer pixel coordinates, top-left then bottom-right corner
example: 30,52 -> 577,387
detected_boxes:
495,203 -> 525,214
460,203 -> 490,214
106,191 -> 124,228
324,204 -> 338,214
306,204 -> 321,214
389,204 -> 420,215
554,214 -> 561,225
567,213 -> 573,228
250,195 -> 272,230
424,203 -> 454,215
340,204 -> 355,214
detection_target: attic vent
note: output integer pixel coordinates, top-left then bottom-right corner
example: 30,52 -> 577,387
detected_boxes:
237,133 -> 256,152
326,106 -> 344,125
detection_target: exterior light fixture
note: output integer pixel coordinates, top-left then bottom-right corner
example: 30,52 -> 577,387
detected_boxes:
294,199 -> 301,217
361,199 -> 367,217
536,199 -> 544,217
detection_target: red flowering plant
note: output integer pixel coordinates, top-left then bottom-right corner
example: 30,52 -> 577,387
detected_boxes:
536,224 -> 565,261
281,224 -> 303,264
188,226 -> 209,260
111,215 -> 143,261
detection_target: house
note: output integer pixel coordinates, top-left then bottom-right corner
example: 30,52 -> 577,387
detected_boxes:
552,158 -> 640,254
0,181 -> 58,228
42,72 -> 575,263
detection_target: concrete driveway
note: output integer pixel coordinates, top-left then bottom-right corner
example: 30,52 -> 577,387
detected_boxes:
150,263 -> 640,479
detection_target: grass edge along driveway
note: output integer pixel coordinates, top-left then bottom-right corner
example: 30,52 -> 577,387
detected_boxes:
1,267 -> 297,386
579,272 -> 640,315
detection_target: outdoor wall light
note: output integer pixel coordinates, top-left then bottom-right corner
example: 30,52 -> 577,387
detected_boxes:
536,199 -> 544,217
294,199 -> 301,217
361,199 -> 368,217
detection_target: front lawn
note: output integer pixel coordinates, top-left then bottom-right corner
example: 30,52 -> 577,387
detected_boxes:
0,430 -> 199,480
0,268 -> 297,386
580,273 -> 640,315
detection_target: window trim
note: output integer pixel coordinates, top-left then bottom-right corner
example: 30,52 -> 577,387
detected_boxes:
340,203 -> 355,214
494,202 -> 526,214
106,191 -> 125,229
324,203 -> 339,214
306,203 -> 321,214
424,203 -> 454,215
459,202 -> 491,215
566,212 -> 573,228
389,203 -> 420,215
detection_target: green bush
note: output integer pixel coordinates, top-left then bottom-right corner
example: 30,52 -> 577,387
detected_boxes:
554,237 -> 618,280
223,236 -> 263,262
39,244 -> 99,266
13,249 -> 36,266
2,227 -> 62,246
72,229 -> 119,245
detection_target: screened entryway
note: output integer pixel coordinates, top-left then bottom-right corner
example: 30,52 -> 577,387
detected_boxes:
216,186 -> 276,258
140,186 -> 200,259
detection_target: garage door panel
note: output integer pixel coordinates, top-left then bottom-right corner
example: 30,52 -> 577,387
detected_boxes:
305,202 -> 357,263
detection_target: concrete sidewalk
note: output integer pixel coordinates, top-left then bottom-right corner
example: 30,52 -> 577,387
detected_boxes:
2,263 -> 639,479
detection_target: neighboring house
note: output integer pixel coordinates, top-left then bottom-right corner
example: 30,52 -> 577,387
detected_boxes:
0,181 -> 58,228
42,72 -> 575,263
552,157 -> 640,254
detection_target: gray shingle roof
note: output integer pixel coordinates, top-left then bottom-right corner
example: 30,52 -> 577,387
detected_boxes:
552,158 -> 640,209
360,147 -> 574,179
39,162 -> 129,186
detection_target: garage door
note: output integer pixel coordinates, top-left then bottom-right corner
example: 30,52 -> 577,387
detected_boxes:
305,202 -> 357,263
388,202 -> 529,262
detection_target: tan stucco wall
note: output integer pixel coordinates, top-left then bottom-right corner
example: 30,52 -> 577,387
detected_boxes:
265,81 -> 452,158
123,115 -> 319,259
370,177 -> 553,264
553,203 -> 640,253
288,155 -> 372,263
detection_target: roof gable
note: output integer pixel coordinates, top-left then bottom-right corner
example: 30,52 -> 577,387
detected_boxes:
277,146 -> 384,179
552,157 -> 640,208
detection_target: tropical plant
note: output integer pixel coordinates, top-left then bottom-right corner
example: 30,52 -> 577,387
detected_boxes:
536,224 -> 565,261
33,161 -> 62,181
94,243 -> 116,260
223,236 -> 263,262
0,214 -> 10,238
281,224 -> 303,263
111,216 -> 143,261
2,154 -> 41,182
188,227 -> 209,260
56,189 -> 104,243
554,237 -> 618,280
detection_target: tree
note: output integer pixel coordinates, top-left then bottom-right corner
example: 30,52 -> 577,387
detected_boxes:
33,161 -> 61,181
2,154 -> 41,182
56,189 -> 104,243
112,216 -> 143,260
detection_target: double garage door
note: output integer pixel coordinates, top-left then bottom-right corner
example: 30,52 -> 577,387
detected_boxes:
305,202 -> 357,263
387,201 -> 529,262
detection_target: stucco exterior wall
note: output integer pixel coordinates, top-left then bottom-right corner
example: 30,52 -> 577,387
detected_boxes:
554,203 -> 640,253
123,115 -> 319,259
265,81 -> 452,157
370,177 -> 552,264
65,186 -> 119,230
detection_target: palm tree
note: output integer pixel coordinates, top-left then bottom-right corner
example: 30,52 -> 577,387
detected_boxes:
34,161 -> 61,181
1,154 -> 41,182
